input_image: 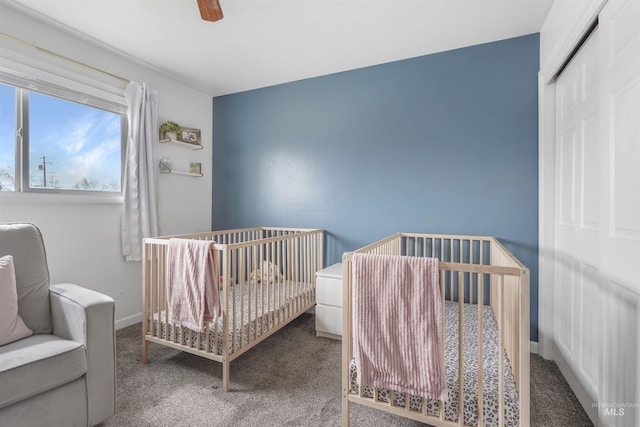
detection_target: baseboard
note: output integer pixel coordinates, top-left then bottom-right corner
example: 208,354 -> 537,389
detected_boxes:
554,347 -> 599,426
115,312 -> 142,330
530,341 -> 539,354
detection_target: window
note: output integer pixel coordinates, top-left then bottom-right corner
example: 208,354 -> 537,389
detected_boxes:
0,81 -> 125,193
0,84 -> 16,191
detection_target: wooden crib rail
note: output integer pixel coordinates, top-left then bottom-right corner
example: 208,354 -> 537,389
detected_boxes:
144,226 -> 317,245
342,232 -> 530,427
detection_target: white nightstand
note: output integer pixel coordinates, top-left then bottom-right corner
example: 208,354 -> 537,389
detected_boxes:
315,263 -> 343,340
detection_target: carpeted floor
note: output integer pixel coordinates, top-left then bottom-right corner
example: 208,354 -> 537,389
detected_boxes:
98,314 -> 592,427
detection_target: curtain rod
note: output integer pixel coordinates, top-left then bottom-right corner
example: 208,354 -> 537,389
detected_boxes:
0,32 -> 130,84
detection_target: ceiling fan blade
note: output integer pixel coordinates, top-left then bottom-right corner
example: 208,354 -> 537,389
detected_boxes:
197,0 -> 223,22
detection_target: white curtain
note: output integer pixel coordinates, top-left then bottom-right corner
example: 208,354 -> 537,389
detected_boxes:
122,81 -> 159,262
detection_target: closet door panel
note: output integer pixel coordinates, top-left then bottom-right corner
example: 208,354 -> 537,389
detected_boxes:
599,1 -> 640,424
554,27 -> 602,407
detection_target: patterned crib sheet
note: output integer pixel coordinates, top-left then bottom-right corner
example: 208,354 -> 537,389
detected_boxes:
349,301 -> 520,427
153,280 -> 312,355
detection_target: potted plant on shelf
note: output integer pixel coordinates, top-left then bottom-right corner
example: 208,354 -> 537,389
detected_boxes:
159,121 -> 181,141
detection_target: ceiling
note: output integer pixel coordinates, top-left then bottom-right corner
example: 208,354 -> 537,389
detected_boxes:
6,0 -> 553,96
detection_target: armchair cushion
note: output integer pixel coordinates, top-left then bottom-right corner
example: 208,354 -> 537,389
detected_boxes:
0,255 -> 32,346
0,223 -> 52,334
0,334 -> 86,409
50,283 -> 116,426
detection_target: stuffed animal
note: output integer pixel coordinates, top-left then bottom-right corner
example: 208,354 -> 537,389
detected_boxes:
249,261 -> 281,284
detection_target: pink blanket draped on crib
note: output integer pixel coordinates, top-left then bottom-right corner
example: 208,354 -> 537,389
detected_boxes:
167,238 -> 220,333
352,253 -> 448,402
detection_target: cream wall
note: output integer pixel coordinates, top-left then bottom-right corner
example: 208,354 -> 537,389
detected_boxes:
0,4 -> 213,329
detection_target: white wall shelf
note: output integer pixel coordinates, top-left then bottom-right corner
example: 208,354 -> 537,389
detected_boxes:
160,170 -> 203,177
159,138 -> 203,150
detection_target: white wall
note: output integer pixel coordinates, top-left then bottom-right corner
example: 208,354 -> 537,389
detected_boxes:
0,4 -> 213,329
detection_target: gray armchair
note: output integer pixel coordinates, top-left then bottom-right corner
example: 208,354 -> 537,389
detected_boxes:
0,223 -> 115,426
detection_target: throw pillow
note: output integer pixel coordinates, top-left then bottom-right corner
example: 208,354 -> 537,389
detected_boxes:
0,255 -> 33,346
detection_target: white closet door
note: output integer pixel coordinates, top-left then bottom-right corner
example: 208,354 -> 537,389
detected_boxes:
555,27 -> 602,404
599,1 -> 640,425
555,1 -> 640,425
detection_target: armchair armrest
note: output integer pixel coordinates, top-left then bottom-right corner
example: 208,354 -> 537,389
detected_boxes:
50,283 -> 115,426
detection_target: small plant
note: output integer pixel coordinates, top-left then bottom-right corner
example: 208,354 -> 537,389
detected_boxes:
159,121 -> 181,138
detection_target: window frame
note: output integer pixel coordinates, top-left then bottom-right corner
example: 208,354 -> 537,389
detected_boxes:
2,82 -> 127,196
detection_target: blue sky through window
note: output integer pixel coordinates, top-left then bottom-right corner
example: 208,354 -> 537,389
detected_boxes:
0,82 -> 122,192
29,92 -> 122,190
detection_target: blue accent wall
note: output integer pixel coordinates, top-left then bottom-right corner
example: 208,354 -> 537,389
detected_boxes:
213,34 -> 539,341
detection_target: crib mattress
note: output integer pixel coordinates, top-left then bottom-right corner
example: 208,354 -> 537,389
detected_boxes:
349,301 -> 519,427
152,280 -> 312,355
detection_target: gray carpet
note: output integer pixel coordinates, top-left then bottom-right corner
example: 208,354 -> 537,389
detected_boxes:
98,314 -> 592,427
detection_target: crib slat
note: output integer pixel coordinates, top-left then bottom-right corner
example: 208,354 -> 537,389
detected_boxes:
223,249 -> 230,357
262,242 -> 267,334
152,243 -> 159,337
160,244 -> 166,319
288,239 -> 293,317
297,235 -> 301,310
440,268 -> 446,422
267,242 -> 272,332
457,270 -> 464,426
141,243 -> 150,363
172,322 -> 177,345
307,235 -> 312,306
477,273 -> 484,427
249,246 -> 255,344
295,237 -> 299,313
498,274 -> 505,427
232,249 -> 237,354
433,238 -> 437,259
277,239 -> 282,325
251,244 -> 257,343
449,238 -> 453,263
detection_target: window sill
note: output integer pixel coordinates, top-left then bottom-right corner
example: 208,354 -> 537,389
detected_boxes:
0,191 -> 123,205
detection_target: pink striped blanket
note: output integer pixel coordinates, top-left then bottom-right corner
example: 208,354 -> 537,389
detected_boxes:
167,238 -> 219,333
352,253 -> 448,401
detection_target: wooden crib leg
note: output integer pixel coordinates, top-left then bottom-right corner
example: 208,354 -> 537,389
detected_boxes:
141,337 -> 149,364
342,395 -> 349,427
222,359 -> 230,392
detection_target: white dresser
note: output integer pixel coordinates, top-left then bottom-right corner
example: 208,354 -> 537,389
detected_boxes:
315,263 -> 343,340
